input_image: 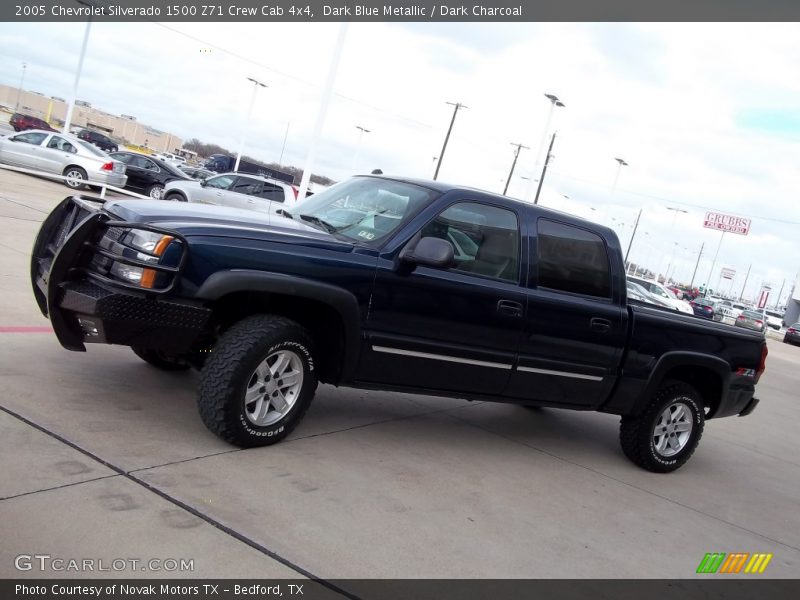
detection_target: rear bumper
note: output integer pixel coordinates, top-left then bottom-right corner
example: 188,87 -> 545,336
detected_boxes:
91,171 -> 127,187
738,397 -> 759,417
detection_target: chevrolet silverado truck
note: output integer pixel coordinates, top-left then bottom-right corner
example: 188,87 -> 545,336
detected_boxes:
30,175 -> 768,472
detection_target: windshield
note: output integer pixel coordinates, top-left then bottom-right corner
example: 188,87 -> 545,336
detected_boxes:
289,177 -> 438,243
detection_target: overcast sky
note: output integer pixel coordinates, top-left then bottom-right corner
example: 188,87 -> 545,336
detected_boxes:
1,21 -> 799,304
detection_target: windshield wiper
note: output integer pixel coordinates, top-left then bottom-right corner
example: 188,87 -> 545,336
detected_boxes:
299,214 -> 338,234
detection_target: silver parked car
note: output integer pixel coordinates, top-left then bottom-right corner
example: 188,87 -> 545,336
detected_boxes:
162,172 -> 298,215
734,309 -> 767,333
0,129 -> 127,190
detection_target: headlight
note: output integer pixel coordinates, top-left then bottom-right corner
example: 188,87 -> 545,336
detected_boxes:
125,229 -> 171,253
112,229 -> 175,289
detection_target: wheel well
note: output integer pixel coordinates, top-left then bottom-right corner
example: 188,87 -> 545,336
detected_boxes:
661,366 -> 723,417
210,291 -> 347,384
165,190 -> 186,200
63,165 -> 86,174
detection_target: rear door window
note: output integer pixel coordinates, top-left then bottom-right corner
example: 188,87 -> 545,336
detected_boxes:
231,177 -> 263,196
536,219 -> 611,298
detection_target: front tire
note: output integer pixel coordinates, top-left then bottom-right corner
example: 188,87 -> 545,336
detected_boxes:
620,381 -> 705,473
198,315 -> 317,447
165,192 -> 186,202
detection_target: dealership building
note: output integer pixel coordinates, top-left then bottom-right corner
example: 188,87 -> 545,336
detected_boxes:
0,85 -> 183,153
782,276 -> 800,326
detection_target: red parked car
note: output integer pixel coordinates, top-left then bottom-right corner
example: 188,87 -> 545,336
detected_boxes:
9,113 -> 57,133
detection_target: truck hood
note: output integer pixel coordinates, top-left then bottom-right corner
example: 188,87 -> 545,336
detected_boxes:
104,199 -> 348,247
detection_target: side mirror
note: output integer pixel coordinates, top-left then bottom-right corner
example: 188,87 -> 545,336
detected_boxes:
400,236 -> 454,269
199,179 -> 207,187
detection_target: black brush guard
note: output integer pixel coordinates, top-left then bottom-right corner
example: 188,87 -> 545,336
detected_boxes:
31,196 -> 210,352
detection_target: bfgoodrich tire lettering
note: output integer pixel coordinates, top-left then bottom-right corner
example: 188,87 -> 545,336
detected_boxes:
197,315 -> 317,447
619,380 -> 705,473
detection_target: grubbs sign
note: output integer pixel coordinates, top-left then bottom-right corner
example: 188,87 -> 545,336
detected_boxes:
703,212 -> 751,235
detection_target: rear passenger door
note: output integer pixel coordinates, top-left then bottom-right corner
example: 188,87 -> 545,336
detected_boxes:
39,135 -> 78,174
224,176 -> 265,211
505,218 -> 626,408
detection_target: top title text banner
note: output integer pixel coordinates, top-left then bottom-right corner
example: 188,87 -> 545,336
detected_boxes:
6,0 -> 800,22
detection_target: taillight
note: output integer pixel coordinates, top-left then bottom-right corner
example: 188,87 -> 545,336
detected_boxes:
755,344 -> 768,383
101,162 -> 114,171
788,328 -> 797,334
737,315 -> 745,320
755,320 -> 763,326
291,186 -> 299,200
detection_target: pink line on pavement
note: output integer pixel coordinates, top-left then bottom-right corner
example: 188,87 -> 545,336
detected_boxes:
0,326 -> 54,333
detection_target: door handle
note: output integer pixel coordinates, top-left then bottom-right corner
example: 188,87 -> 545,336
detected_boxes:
215,191 -> 222,196
497,299 -> 523,317
590,317 -> 612,333
247,198 -> 255,203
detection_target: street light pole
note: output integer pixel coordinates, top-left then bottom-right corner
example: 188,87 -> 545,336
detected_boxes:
351,125 -> 371,173
612,157 -> 628,191
63,18 -> 92,133
278,121 -> 290,166
524,93 -> 564,202
689,242 -> 704,288
624,208 -> 642,265
14,62 -> 27,112
433,101 -> 467,180
234,77 -> 268,172
533,131 -> 556,205
502,142 -> 529,195
703,231 -> 726,296
738,264 -> 752,302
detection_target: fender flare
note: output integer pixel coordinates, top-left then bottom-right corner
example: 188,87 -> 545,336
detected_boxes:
196,270 -> 362,381
633,351 -> 731,416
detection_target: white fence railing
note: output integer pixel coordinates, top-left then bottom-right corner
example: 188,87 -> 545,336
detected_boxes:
0,162 -> 149,200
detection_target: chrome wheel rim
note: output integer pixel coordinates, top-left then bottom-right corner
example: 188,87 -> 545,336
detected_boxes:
149,186 -> 164,199
653,401 -> 693,457
65,170 -> 83,188
243,350 -> 303,426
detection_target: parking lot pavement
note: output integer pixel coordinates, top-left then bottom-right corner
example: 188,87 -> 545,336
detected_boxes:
1,168 -> 799,580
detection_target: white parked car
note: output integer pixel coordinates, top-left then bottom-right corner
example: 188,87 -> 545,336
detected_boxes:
761,308 -> 784,330
628,277 -> 694,315
153,152 -> 187,167
162,172 -> 298,215
0,129 -> 127,190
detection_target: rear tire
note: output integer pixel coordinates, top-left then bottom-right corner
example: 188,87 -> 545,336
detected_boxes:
165,192 -> 186,202
147,183 -> 165,199
63,166 -> 88,190
620,381 -> 704,473
132,347 -> 190,371
198,315 -> 318,447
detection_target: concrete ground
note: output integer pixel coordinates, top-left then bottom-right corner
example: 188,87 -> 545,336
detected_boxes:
0,167 -> 798,581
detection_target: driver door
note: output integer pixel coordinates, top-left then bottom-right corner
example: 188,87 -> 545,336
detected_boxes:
1,131 -> 49,168
359,199 -> 528,395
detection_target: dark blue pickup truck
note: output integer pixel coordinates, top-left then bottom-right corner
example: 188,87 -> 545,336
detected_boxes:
31,175 -> 768,472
